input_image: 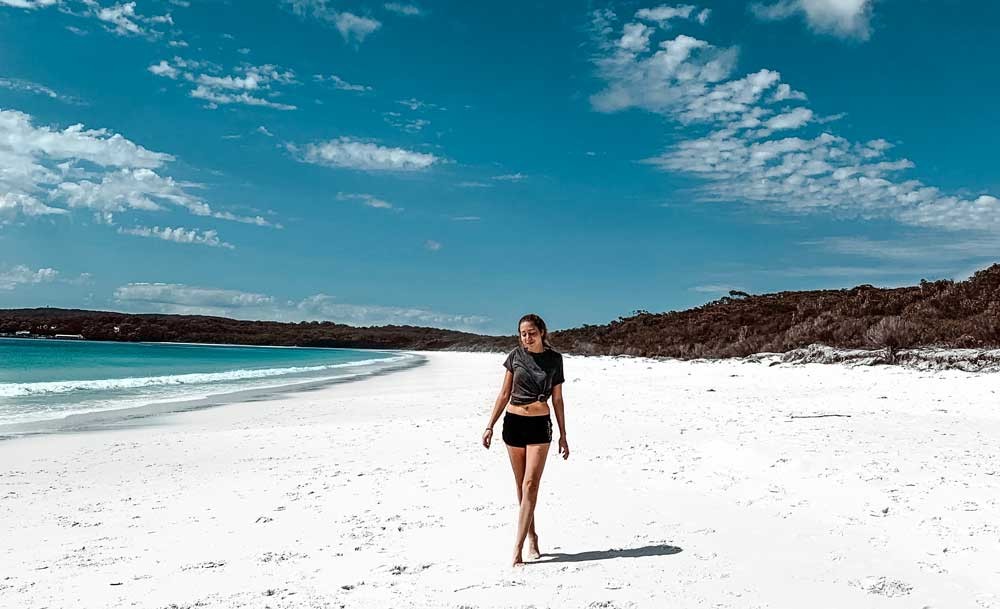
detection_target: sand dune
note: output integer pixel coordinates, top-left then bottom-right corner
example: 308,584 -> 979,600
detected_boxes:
1,351 -> 998,608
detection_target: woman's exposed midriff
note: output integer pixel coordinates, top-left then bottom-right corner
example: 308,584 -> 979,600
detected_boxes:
506,400 -> 550,417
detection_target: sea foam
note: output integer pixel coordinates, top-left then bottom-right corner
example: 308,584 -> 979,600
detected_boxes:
0,355 -> 409,398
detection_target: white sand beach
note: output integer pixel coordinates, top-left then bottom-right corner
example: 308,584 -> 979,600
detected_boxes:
2,351 -> 999,608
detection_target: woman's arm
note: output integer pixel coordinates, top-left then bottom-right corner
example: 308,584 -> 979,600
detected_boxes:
482,371 -> 513,448
551,384 -> 569,459
551,383 -> 566,437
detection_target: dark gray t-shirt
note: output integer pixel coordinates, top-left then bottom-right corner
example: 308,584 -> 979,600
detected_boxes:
503,346 -> 565,405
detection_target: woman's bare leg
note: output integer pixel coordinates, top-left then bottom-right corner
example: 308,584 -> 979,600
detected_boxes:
506,445 -> 540,561
512,443 -> 550,566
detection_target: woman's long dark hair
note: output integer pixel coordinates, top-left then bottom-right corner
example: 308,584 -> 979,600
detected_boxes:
518,313 -> 552,349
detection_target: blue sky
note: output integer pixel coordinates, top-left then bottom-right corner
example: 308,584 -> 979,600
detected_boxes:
1,0 -> 998,334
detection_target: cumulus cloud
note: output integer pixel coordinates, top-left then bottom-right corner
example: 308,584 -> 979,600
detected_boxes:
148,60 -> 179,79
764,106 -> 813,131
2,0 -> 180,39
0,192 -> 68,222
751,0 -> 873,40
635,4 -> 699,24
0,109 -> 273,231
292,137 -> 439,171
334,11 -> 380,42
118,225 -> 235,249
0,264 -> 58,290
94,1 -> 174,38
590,7 -> 1000,233
149,57 -> 298,110
282,0 -> 381,43
0,0 -> 58,9
113,283 -> 491,331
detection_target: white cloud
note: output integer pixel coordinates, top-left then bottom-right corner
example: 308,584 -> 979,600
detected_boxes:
257,125 -> 274,137
190,87 -> 296,110
313,73 -> 372,92
619,22 -> 653,52
492,173 -> 526,182
333,11 -> 380,42
424,239 -> 441,251
764,107 -> 813,130
148,60 -> 179,79
0,0 -> 58,9
635,4 -> 697,24
808,235 -> 1000,263
0,264 -> 58,290
118,225 -> 235,249
751,0 -> 873,40
282,1 -> 381,43
397,97 -> 440,111
293,137 -> 439,171
0,77 -> 79,103
95,2 -> 173,38
0,108 -> 273,231
590,9 -> 1000,233
0,192 -> 68,222
384,2 -> 422,16
114,283 -> 273,310
149,58 -> 298,110
336,192 -> 395,210
113,283 -> 491,331
770,82 -> 808,103
3,0 -> 179,39
383,112 -> 429,132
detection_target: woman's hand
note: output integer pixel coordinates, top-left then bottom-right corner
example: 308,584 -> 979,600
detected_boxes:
558,436 -> 570,460
482,428 -> 493,449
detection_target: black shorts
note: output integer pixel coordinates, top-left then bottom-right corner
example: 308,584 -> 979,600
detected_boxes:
502,411 -> 553,447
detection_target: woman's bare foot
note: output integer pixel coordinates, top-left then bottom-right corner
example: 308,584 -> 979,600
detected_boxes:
512,546 -> 524,567
526,533 -> 541,560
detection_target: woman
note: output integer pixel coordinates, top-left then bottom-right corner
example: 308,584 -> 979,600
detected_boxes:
482,313 -> 569,567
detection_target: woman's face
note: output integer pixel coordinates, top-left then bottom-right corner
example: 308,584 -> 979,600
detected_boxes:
519,321 -> 543,350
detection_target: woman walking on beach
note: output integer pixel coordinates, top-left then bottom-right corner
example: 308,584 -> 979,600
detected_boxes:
482,313 -> 569,566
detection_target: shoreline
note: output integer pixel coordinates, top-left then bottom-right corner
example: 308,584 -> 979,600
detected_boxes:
0,351 -> 426,440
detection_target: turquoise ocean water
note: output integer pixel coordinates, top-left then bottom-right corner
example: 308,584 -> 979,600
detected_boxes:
0,338 -> 416,430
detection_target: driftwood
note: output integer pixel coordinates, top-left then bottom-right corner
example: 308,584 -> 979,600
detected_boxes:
788,414 -> 852,419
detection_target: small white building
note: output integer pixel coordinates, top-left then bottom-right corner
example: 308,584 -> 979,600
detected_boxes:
15,330 -> 31,337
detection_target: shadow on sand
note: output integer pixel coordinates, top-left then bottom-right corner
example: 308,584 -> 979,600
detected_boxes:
532,544 -> 683,564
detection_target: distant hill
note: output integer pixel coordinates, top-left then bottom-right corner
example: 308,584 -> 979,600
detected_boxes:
0,308 -> 514,352
549,264 -> 1000,358
4,264 -> 999,358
